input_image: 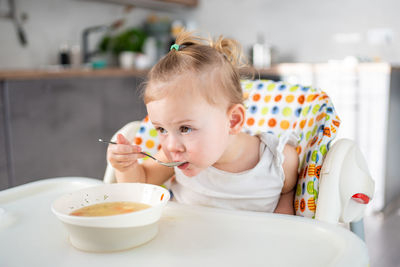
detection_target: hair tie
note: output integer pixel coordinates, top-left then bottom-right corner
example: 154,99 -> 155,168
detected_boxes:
170,44 -> 180,51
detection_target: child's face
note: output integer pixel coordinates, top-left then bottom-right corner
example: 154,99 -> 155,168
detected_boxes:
146,79 -> 232,177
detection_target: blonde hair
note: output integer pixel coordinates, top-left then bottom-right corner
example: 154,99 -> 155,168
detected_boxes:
143,31 -> 248,107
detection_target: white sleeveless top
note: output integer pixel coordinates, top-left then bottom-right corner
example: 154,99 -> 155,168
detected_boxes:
170,132 -> 298,212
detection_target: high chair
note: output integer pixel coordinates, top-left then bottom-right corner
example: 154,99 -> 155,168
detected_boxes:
103,79 -> 375,240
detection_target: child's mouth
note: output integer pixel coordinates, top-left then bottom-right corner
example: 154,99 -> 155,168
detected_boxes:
178,162 -> 189,170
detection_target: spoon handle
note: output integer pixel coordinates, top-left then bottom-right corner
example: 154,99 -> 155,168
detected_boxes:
98,139 -> 116,145
98,139 -> 154,159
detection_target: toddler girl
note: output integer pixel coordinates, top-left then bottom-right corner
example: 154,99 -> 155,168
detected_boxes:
107,31 -> 299,215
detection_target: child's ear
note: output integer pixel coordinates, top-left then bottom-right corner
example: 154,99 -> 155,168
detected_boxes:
227,104 -> 246,134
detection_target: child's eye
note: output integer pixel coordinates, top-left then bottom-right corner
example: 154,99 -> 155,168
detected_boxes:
180,126 -> 192,134
156,127 -> 167,135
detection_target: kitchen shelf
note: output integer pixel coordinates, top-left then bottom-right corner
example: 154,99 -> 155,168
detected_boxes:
0,67 -> 149,80
82,0 -> 198,10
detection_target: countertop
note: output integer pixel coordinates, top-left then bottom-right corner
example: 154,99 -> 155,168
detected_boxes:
0,66 -> 281,80
0,67 -> 149,80
0,63 -> 397,81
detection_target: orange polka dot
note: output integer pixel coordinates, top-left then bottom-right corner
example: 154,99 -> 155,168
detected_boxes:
145,140 -> 155,149
285,95 -> 295,103
292,121 -> 297,129
308,118 -> 314,127
258,118 -> 265,127
300,199 -> 306,212
247,118 -> 255,126
280,120 -> 290,130
298,95 -> 305,104
264,95 -> 271,103
144,116 -> 149,122
157,144 -> 162,150
252,93 -> 261,101
317,112 -> 325,121
308,198 -> 316,211
268,118 -> 276,127
243,92 -> 249,100
295,199 -> 299,211
274,95 -> 282,102
296,146 -> 302,155
300,120 -> 307,129
306,94 -> 315,102
134,137 -> 142,145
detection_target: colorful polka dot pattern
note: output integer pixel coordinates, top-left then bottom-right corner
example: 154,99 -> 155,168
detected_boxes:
133,116 -> 162,163
135,79 -> 341,218
242,79 -> 340,218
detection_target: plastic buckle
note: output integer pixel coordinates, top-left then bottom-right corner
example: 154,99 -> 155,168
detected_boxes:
351,193 -> 370,204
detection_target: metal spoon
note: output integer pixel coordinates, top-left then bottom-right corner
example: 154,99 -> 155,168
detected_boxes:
98,139 -> 186,167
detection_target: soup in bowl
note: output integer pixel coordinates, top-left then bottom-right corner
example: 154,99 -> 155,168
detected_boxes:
51,183 -> 170,252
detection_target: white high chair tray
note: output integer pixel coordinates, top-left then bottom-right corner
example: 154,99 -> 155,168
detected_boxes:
0,177 -> 369,267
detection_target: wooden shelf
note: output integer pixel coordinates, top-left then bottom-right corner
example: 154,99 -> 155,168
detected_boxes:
82,0 -> 198,10
0,67 -> 149,80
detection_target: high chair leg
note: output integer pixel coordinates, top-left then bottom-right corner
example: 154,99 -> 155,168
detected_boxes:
350,219 -> 365,241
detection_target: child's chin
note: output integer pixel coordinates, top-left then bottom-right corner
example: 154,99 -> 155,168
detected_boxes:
181,168 -> 202,177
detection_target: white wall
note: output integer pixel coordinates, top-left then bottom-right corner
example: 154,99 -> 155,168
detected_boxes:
0,0 -> 171,69
191,0 -> 399,64
1,0 -> 399,68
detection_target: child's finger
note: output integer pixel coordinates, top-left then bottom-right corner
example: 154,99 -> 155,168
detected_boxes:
112,153 -> 140,162
109,144 -> 142,155
117,133 -> 131,145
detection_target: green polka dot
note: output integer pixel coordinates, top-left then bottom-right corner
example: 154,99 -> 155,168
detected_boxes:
261,107 -> 269,115
302,106 -> 310,117
312,150 -> 318,162
245,83 -> 253,89
299,132 -> 304,141
149,129 -> 158,137
320,145 -> 327,156
314,189 -> 318,199
290,85 -> 299,92
296,184 -> 302,196
312,104 -> 320,115
326,114 -> 330,121
312,125 -> 318,136
306,131 -> 312,141
282,107 -> 292,117
307,181 -> 315,194
267,83 -> 276,91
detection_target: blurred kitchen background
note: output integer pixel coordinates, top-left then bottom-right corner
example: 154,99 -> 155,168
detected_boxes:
0,0 -> 399,265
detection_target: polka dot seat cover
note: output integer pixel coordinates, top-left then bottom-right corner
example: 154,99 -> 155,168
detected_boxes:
134,79 -> 341,218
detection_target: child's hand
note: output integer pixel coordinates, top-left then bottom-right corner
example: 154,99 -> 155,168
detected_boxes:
107,133 -> 143,172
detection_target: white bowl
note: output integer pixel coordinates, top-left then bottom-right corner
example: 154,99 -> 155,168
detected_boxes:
51,183 -> 170,252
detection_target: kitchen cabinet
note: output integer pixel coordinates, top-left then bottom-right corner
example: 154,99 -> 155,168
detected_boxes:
0,75 -> 147,188
385,68 -> 400,210
0,83 -> 9,190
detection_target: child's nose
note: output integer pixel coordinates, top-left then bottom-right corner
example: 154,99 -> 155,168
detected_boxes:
166,134 -> 184,152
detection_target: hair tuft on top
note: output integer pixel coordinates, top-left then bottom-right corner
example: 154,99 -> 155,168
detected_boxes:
144,31 -> 249,107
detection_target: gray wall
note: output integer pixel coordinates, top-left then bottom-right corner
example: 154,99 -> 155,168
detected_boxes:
1,0 -> 399,69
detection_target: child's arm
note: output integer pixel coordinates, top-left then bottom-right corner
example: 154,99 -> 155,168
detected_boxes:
274,144 -> 299,215
107,133 -> 174,185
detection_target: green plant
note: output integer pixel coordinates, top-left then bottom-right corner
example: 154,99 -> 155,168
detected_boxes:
99,28 -> 147,55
